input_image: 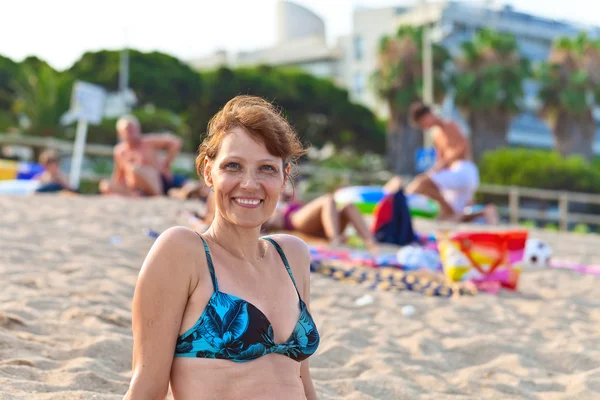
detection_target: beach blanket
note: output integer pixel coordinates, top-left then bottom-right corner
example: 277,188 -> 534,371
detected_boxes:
310,258 -> 477,297
549,260 -> 600,276
309,241 -> 442,271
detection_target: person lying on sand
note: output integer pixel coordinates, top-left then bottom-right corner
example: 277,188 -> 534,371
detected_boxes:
99,115 -> 184,197
181,186 -> 378,252
167,179 -> 211,201
262,192 -> 378,252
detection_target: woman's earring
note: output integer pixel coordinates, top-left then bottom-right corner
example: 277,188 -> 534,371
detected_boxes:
210,186 -> 214,192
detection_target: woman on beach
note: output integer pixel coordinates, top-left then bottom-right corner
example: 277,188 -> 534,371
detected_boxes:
263,192 -> 378,250
181,188 -> 378,251
124,96 -> 320,400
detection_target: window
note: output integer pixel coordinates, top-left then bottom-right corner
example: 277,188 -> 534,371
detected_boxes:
353,35 -> 364,61
353,72 -> 365,95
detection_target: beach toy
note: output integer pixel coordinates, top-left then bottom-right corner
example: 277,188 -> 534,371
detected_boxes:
0,160 -> 44,181
437,230 -> 528,291
334,186 -> 385,215
406,193 -> 439,219
334,186 -> 439,219
523,238 -> 552,267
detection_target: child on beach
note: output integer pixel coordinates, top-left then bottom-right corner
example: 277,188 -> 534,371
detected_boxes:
34,149 -> 75,193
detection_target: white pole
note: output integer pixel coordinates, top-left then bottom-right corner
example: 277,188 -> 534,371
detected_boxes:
119,28 -> 129,94
119,49 -> 129,93
69,119 -> 88,189
421,0 -> 434,147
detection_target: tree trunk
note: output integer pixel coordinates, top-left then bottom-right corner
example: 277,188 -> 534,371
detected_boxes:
467,110 -> 510,163
552,110 -> 595,161
386,105 -> 418,175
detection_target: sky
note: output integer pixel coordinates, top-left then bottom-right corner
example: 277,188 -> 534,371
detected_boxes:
2,0 -> 600,70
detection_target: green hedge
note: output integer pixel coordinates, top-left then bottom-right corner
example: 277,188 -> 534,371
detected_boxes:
479,149 -> 600,194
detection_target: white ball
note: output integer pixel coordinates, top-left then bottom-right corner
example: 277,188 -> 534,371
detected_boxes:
523,238 -> 552,267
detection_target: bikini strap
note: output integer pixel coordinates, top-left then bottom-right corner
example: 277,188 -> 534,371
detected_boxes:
195,233 -> 218,292
262,237 -> 301,299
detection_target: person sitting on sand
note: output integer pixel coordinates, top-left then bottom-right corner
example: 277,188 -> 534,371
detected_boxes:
384,175 -> 499,225
34,149 -> 75,193
123,95 -> 319,400
99,115 -> 184,197
406,102 -> 480,222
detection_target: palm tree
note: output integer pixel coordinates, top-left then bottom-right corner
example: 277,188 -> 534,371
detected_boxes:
11,63 -> 66,137
452,29 -> 530,162
536,32 -> 600,161
371,26 -> 449,175
0,55 -> 20,131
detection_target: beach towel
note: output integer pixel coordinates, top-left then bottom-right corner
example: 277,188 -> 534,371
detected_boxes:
310,259 -> 477,297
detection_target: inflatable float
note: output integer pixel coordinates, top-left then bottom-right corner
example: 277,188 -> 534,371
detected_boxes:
334,185 -> 439,219
0,160 -> 44,195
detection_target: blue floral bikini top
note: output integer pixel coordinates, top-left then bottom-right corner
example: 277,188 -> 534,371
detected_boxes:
174,234 -> 320,362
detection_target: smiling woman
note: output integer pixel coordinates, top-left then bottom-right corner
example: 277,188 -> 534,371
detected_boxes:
197,96 -> 306,229
123,96 -> 319,400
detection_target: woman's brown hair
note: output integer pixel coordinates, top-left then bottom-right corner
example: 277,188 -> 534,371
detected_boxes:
196,95 -> 308,180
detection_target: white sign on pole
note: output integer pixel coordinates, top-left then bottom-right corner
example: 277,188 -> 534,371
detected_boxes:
70,81 -> 106,125
61,81 -> 107,189
103,88 -> 137,118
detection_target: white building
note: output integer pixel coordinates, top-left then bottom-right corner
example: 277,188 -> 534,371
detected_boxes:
187,1 -> 600,150
187,1 -> 345,85
348,2 -> 590,116
348,2 -> 600,150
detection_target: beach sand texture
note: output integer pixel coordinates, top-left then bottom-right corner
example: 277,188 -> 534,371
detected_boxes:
1,196 -> 599,399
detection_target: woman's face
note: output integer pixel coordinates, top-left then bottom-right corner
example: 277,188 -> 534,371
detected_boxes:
204,127 -> 287,229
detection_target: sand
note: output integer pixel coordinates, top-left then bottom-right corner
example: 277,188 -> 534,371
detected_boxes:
1,195 -> 599,400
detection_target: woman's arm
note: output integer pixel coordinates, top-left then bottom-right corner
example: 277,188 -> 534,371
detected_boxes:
301,359 -> 318,400
299,248 -> 318,400
271,234 -> 318,400
123,227 -> 198,400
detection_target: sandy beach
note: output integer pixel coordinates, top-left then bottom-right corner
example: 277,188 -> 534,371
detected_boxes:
1,195 -> 599,399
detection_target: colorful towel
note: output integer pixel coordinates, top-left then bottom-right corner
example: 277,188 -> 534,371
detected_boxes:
309,246 -> 405,268
310,259 -> 477,297
550,260 -> 600,276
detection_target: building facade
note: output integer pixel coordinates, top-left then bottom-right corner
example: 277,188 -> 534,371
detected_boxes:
187,1 -> 345,85
349,2 -> 600,150
187,1 -> 600,151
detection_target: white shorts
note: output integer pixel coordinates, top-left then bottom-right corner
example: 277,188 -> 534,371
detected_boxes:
429,160 -> 480,213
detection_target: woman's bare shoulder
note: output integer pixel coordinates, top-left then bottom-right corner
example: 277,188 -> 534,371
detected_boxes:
149,226 -> 204,253
267,234 -> 310,260
265,234 -> 311,286
140,226 -> 207,285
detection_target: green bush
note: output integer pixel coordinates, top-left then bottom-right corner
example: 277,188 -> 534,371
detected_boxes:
573,223 -> 592,234
479,148 -> 600,193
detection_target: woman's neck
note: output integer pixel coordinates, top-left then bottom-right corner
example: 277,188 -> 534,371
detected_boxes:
204,215 -> 265,261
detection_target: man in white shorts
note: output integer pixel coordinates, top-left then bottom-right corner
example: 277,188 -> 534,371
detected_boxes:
405,102 -> 480,221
